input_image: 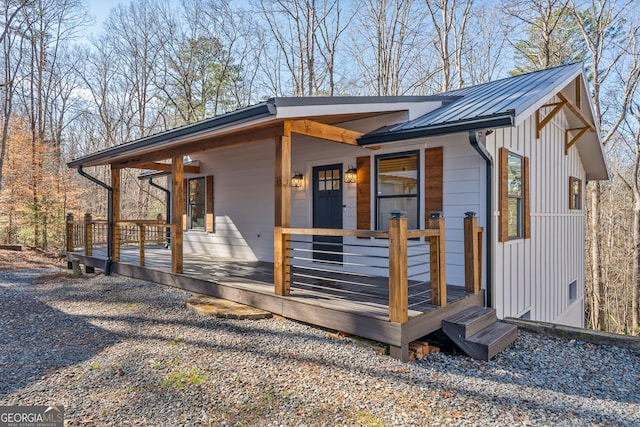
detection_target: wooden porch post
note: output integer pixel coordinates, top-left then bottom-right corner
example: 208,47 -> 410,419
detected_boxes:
388,214 -> 408,323
171,156 -> 184,274
274,122 -> 292,296
429,212 -> 447,307
66,213 -> 74,254
111,167 -> 121,262
464,212 -> 481,294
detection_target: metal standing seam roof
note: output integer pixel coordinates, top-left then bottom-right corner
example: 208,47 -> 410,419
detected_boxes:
358,62 -> 586,145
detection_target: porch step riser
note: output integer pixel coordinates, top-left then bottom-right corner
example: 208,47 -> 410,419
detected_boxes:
442,307 -> 518,361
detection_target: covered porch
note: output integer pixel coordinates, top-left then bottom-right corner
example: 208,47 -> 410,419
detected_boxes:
66,210 -> 485,361
67,102 -> 486,361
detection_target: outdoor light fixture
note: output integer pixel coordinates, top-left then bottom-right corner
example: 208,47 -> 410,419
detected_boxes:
291,172 -> 304,188
344,165 -> 357,183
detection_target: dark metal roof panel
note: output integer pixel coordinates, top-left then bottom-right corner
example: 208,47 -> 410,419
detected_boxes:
395,63 -> 583,131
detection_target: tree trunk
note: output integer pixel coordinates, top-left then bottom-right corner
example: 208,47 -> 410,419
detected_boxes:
633,196 -> 639,334
589,181 -> 605,330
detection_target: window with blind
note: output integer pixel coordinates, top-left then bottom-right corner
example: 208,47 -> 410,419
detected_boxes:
375,151 -> 419,231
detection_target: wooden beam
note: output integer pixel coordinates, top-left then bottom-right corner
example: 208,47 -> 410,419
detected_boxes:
557,92 -> 595,132
536,101 -> 566,139
274,122 -> 291,296
120,162 -> 200,174
111,167 -> 121,262
171,156 -> 184,274
565,127 -> 589,155
289,119 -> 363,146
111,123 -> 283,169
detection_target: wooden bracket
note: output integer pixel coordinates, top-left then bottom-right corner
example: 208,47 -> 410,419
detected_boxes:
565,127 -> 589,155
536,101 -> 566,139
557,92 -> 595,132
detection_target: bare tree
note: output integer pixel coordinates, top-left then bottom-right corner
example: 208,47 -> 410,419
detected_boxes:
462,4 -> 510,85
571,0 -> 640,330
425,0 -> 473,91
0,0 -> 31,194
350,0 -> 426,95
104,0 -> 164,139
504,0 -> 584,73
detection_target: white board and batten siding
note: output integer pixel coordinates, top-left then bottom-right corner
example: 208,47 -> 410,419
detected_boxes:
291,134 -> 484,286
487,101 -> 586,327
181,125 -> 484,289
183,140 -> 275,262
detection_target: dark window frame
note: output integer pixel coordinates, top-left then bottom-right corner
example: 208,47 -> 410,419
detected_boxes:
569,280 -> 577,303
188,177 -> 206,230
507,151 -> 524,240
374,150 -> 420,231
569,176 -> 582,210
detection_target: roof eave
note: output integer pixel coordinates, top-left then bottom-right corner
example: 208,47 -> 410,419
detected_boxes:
358,113 -> 515,145
67,102 -> 276,168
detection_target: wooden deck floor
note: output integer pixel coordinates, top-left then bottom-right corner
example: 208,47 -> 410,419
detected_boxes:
72,245 -> 484,360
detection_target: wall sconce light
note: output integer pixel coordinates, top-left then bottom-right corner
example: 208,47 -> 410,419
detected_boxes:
291,172 -> 304,188
344,165 -> 357,183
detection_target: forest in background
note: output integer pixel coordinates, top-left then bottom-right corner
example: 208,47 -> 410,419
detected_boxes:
1,0 -> 639,334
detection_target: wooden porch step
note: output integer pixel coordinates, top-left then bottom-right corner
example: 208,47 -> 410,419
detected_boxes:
442,306 -> 496,339
442,307 -> 517,361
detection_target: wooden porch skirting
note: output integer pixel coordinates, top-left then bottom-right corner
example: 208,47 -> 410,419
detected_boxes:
72,246 -> 484,360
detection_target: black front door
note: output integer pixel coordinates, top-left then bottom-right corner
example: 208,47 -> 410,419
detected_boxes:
313,164 -> 343,263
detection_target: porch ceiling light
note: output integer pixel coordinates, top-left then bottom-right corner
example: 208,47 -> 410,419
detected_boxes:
344,165 -> 357,183
291,171 -> 304,188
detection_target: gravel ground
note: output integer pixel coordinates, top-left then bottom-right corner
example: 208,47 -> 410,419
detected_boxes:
1,268 -> 639,426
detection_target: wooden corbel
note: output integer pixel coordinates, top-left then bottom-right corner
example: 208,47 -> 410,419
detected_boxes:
565,127 -> 589,155
536,101 -> 566,139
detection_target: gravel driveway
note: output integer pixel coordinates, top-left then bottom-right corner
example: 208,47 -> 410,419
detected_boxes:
1,269 -> 639,426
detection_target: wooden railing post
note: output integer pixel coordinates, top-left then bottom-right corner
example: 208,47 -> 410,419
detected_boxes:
139,223 -> 145,266
66,213 -> 74,253
113,221 -> 121,262
274,227 -> 291,296
464,212 -> 482,294
388,212 -> 408,323
84,212 -> 93,257
428,212 -> 446,307
156,214 -> 163,244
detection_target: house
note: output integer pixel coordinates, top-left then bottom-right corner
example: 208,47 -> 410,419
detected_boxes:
67,63 -> 607,361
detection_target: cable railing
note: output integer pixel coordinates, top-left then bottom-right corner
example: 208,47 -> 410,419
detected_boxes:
279,214 -> 448,323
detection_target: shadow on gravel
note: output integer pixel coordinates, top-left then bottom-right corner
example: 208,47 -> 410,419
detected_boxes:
0,272 -> 121,395
5,270 -> 636,425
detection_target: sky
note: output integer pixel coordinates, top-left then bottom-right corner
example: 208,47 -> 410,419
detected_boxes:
84,0 -> 122,36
